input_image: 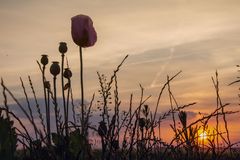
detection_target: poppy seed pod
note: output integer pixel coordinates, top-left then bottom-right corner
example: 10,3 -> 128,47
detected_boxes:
98,121 -> 107,137
50,62 -> 60,76
71,14 -> 97,47
41,54 -> 48,66
59,42 -> 68,54
63,68 -> 72,79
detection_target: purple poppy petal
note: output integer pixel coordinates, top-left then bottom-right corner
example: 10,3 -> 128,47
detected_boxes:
71,14 -> 97,47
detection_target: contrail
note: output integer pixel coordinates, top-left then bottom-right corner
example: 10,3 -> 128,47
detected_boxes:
150,47 -> 175,88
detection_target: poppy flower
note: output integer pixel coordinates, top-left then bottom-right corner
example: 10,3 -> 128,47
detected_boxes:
71,14 -> 97,47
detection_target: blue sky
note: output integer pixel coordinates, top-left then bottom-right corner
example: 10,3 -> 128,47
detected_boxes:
1,0 -> 240,141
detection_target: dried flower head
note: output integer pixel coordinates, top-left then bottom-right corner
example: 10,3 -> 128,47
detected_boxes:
59,42 -> 68,54
41,54 -> 48,66
50,61 -> 60,76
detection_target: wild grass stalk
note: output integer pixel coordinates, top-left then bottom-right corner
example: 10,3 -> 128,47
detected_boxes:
213,71 -> 220,151
150,71 -> 182,139
129,84 -> 145,160
61,52 -> 68,138
0,107 -> 32,143
1,79 -> 42,140
53,72 -> 60,135
66,74 -> 71,128
1,78 -> 10,119
212,71 -> 232,154
37,59 -> 52,145
70,87 -> 76,124
20,77 -> 38,140
28,76 -> 47,139
167,76 -> 177,133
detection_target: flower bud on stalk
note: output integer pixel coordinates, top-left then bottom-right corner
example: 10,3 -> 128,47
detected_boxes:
139,118 -> 146,129
50,61 -> 60,134
71,14 -> 97,138
63,68 -> 72,79
44,81 -> 51,90
98,121 -> 107,137
111,140 -> 119,150
71,15 -> 97,47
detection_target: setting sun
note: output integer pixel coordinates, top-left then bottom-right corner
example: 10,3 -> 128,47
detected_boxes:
199,131 -> 208,141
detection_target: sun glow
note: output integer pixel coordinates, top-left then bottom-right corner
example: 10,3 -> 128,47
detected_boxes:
199,131 -> 208,141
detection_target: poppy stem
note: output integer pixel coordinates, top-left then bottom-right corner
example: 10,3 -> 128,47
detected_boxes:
66,79 -> 71,128
61,54 -> 68,137
47,87 -> 51,144
79,47 -> 85,135
53,76 -> 59,135
42,65 -> 51,145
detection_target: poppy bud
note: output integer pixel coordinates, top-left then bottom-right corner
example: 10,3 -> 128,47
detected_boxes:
98,121 -> 107,137
144,105 -> 149,112
111,140 -> 119,150
139,118 -> 146,129
50,61 -> 60,76
41,54 -> 48,66
179,111 -> 187,128
44,81 -> 50,89
63,68 -> 72,79
59,42 -> 68,54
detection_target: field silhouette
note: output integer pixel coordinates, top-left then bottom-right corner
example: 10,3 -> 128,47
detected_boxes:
0,42 -> 240,160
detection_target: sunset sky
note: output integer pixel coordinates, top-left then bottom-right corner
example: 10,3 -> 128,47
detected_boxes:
1,0 -> 240,142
